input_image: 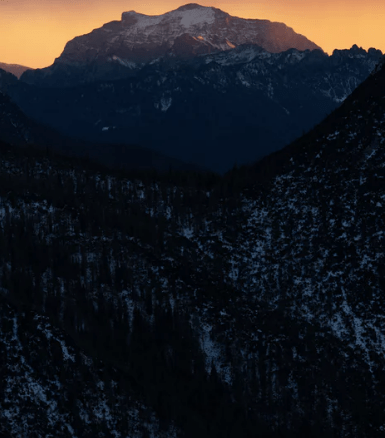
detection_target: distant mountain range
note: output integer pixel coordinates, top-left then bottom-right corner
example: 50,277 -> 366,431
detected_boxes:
20,3 -> 321,88
0,62 -> 32,79
1,3 -> 383,173
6,43 -> 383,173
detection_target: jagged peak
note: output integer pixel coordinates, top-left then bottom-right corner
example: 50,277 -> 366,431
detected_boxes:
331,44 -> 379,57
368,47 -> 383,56
350,43 -> 363,51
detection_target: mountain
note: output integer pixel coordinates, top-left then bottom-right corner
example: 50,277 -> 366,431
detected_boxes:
218,52 -> 385,434
0,62 -> 32,79
20,3 -> 322,88
9,44 -> 383,173
0,86 -> 205,172
1,54 -> 385,436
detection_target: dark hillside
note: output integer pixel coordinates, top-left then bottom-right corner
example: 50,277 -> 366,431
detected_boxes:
0,89 -> 206,173
226,55 -> 385,191
8,45 -> 382,173
1,56 -> 385,437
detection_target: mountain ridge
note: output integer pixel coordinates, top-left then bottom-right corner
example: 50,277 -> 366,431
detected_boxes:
0,62 -> 32,79
9,44 -> 383,173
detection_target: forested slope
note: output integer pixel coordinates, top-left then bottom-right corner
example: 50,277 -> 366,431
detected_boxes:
0,57 -> 385,437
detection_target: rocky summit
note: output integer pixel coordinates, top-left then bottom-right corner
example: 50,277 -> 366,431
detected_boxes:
20,3 -> 322,88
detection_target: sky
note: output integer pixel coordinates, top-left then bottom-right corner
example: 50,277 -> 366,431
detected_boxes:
1,0 -> 384,68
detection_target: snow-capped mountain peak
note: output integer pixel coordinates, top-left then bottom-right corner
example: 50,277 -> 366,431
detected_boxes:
20,3 -> 322,87
113,3 -> 321,56
122,3 -> 216,29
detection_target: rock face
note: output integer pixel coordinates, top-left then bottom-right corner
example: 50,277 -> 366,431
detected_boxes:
20,3 -> 322,87
10,44 -> 383,173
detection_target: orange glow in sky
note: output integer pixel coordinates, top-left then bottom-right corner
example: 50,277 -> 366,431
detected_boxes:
1,0 -> 384,68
